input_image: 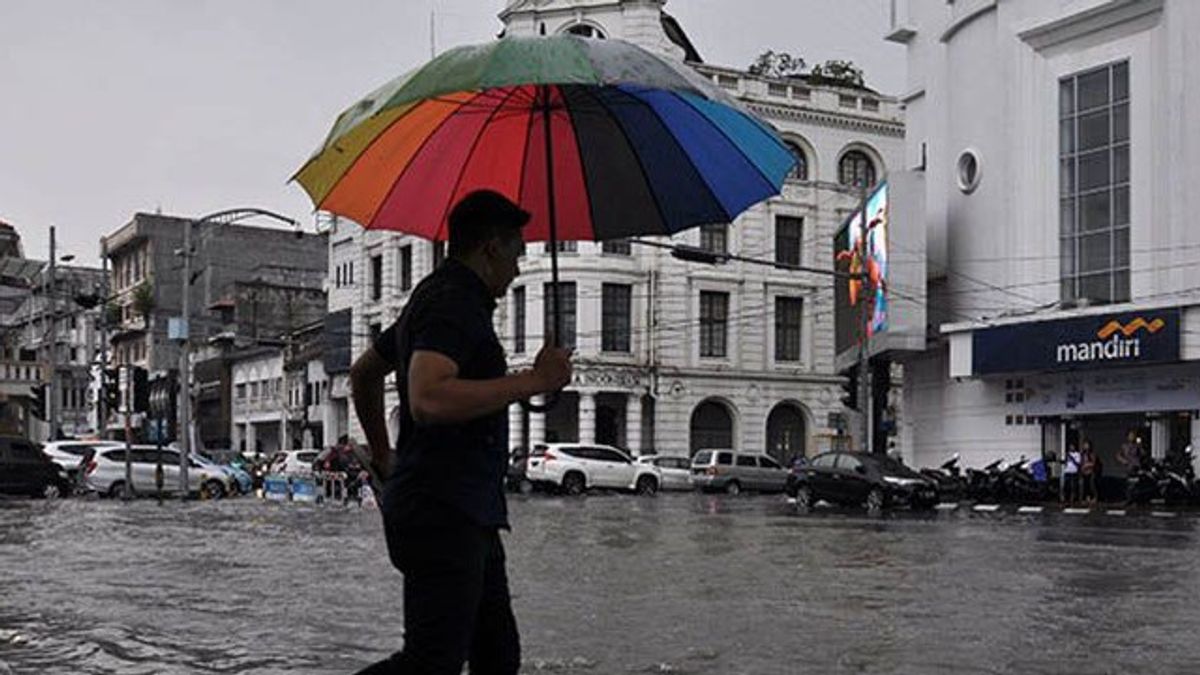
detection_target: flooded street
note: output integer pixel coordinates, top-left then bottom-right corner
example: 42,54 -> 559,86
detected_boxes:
3,494 -> 1200,674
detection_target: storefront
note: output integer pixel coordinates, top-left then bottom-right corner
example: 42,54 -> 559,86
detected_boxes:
945,307 -> 1199,494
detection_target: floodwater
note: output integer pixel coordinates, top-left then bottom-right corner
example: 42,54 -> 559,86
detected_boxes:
3,493 -> 1199,674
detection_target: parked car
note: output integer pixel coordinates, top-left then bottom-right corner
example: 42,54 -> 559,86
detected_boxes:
689,450 -> 789,495
636,455 -> 693,491
524,443 -> 661,496
506,448 -> 533,494
786,451 -> 939,511
85,445 -> 229,498
193,451 -> 252,495
41,440 -> 121,485
0,436 -> 71,498
268,449 -> 321,477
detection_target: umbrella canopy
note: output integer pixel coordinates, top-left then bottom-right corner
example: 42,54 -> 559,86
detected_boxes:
294,35 -> 796,242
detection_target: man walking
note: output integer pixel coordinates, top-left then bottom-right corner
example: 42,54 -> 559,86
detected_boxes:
350,190 -> 572,674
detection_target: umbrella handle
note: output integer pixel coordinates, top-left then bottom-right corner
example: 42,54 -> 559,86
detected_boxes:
519,391 -> 559,413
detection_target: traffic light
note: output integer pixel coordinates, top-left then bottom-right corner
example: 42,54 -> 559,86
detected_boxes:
101,368 -> 120,412
132,366 -> 150,413
840,366 -> 859,411
29,384 -> 47,420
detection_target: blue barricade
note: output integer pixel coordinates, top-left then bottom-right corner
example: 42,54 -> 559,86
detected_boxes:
263,475 -> 290,501
291,477 -> 319,503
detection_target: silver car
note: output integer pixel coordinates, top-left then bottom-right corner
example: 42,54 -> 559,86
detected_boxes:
85,445 -> 232,498
636,455 -> 693,491
689,450 -> 789,495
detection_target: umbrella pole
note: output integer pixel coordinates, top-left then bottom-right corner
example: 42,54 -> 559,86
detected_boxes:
541,84 -> 561,349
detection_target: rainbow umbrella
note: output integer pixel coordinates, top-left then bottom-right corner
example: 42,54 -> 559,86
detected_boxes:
294,34 -> 795,344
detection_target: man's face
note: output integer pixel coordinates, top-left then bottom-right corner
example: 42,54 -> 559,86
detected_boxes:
484,231 -> 524,297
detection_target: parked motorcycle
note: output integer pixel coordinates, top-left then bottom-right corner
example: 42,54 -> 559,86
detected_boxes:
919,453 -> 965,502
1125,459 -> 1161,505
1159,450 -> 1195,506
966,458 -> 1005,502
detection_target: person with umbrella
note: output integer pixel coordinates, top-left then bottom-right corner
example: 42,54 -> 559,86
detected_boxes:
297,33 -> 796,674
349,190 -> 572,673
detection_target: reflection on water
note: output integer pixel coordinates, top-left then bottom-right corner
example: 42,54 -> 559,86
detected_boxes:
2,495 -> 1199,674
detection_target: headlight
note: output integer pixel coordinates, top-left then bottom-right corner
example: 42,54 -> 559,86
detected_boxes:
882,476 -> 919,487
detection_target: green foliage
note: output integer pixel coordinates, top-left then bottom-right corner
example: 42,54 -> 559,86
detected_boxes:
132,282 -> 155,323
747,50 -> 806,78
809,59 -> 866,88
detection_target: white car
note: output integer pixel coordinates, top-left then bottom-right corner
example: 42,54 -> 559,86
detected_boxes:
269,449 -> 321,476
84,445 -> 231,498
636,455 -> 693,491
525,443 -> 661,496
42,440 -> 121,482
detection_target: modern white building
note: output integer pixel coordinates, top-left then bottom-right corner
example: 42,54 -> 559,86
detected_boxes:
888,0 -> 1200,478
329,0 -> 904,463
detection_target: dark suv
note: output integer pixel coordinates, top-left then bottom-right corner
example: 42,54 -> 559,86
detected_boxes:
786,451 -> 938,511
0,436 -> 70,498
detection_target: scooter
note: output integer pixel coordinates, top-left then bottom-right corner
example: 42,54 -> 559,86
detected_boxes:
966,458 -> 1005,502
1124,459 -> 1160,505
920,453 -> 966,501
1159,451 -> 1195,506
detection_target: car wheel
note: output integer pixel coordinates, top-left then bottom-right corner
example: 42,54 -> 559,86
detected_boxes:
561,472 -> 586,496
202,480 -> 226,500
725,480 -> 741,496
794,485 -> 813,510
865,488 -> 885,512
518,479 -> 534,495
635,475 -> 658,496
107,481 -> 127,499
40,482 -> 62,499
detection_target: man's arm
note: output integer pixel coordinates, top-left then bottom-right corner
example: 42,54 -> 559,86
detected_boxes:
408,345 -> 571,426
350,347 -> 394,474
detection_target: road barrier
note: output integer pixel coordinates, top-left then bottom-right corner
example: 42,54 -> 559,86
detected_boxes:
260,472 -> 374,508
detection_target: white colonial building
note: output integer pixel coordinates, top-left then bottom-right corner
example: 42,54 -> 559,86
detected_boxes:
888,0 -> 1200,475
328,0 -> 904,464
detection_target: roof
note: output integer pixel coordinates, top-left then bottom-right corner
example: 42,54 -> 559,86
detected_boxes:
661,12 -> 701,63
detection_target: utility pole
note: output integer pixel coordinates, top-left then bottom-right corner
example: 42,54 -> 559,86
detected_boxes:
855,182 -> 873,454
98,238 -> 109,437
178,220 -> 192,495
47,226 -> 58,441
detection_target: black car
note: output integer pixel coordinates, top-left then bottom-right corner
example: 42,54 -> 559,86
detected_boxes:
786,451 -> 938,511
0,436 -> 71,498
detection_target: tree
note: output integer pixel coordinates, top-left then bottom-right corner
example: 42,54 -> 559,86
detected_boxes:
748,50 -> 806,78
809,59 -> 866,89
132,282 -> 155,326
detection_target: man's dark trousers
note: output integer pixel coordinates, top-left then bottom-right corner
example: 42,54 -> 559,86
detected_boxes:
356,503 -> 520,674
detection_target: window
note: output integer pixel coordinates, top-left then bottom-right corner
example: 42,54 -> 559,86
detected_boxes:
768,83 -> 789,97
565,23 -> 605,39
543,240 -> 578,253
736,455 -> 756,467
543,282 -> 577,350
785,142 -> 809,182
716,74 -> 739,90
716,452 -> 733,465
699,291 -> 729,358
862,98 -> 880,112
602,239 -> 631,255
512,287 -> 526,354
836,454 -> 863,472
839,150 -> 877,188
400,245 -> 412,291
369,322 -> 382,343
761,456 -> 782,470
775,297 -> 803,362
432,241 -> 446,269
348,261 -> 354,286
370,254 -> 383,300
791,87 -> 811,101
601,284 -> 632,352
812,453 -> 837,469
237,384 -> 247,401
699,223 -> 727,255
1060,61 -> 1130,305
839,94 -> 858,108
775,216 -> 803,266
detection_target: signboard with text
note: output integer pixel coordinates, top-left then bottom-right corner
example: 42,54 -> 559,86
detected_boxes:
973,309 -> 1181,376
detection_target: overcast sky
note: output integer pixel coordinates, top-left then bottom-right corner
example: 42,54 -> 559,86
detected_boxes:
0,0 -> 905,265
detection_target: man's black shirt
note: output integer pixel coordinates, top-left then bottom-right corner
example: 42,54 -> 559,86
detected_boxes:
373,258 -> 509,529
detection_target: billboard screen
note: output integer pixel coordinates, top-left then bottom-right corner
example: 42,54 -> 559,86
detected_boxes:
834,181 -> 889,360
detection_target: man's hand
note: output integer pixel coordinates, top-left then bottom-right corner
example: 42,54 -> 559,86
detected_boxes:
532,344 -> 573,393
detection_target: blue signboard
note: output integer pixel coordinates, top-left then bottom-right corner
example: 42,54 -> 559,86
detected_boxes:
972,309 -> 1181,375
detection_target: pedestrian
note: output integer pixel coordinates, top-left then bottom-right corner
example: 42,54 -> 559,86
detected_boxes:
1062,442 -> 1080,506
1117,430 -> 1141,473
1081,439 -> 1099,506
349,190 -> 573,674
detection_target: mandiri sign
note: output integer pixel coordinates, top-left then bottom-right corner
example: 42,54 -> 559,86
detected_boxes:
972,309 -> 1181,375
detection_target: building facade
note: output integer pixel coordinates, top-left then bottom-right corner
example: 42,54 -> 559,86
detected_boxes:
329,0 -> 904,463
888,0 -> 1200,473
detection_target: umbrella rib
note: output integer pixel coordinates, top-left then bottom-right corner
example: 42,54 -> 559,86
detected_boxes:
431,86 -> 525,241
577,85 -> 671,237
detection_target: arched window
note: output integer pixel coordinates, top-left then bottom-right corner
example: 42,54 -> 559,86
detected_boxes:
785,141 -> 809,182
839,149 -> 877,188
766,403 -> 807,467
690,400 -> 733,453
565,24 -> 605,39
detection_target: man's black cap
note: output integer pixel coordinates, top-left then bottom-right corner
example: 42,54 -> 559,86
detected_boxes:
449,189 -> 531,232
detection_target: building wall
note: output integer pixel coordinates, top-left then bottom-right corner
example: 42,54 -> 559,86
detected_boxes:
894,0 -> 1200,467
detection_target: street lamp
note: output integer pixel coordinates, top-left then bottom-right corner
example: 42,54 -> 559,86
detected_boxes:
175,208 -> 300,495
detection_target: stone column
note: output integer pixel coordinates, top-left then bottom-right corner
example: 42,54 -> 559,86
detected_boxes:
579,391 -> 596,445
1151,414 -> 1171,460
281,414 -> 291,452
626,393 -> 643,454
529,397 -> 546,447
508,403 -> 524,451
245,423 -> 258,457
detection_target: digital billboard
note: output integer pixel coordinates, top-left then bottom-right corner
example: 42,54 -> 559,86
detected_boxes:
834,181 -> 889,359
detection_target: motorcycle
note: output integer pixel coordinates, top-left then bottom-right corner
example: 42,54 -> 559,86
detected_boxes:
1158,451 -> 1195,506
966,458 -> 1005,502
1124,459 -> 1161,505
920,453 -> 966,502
